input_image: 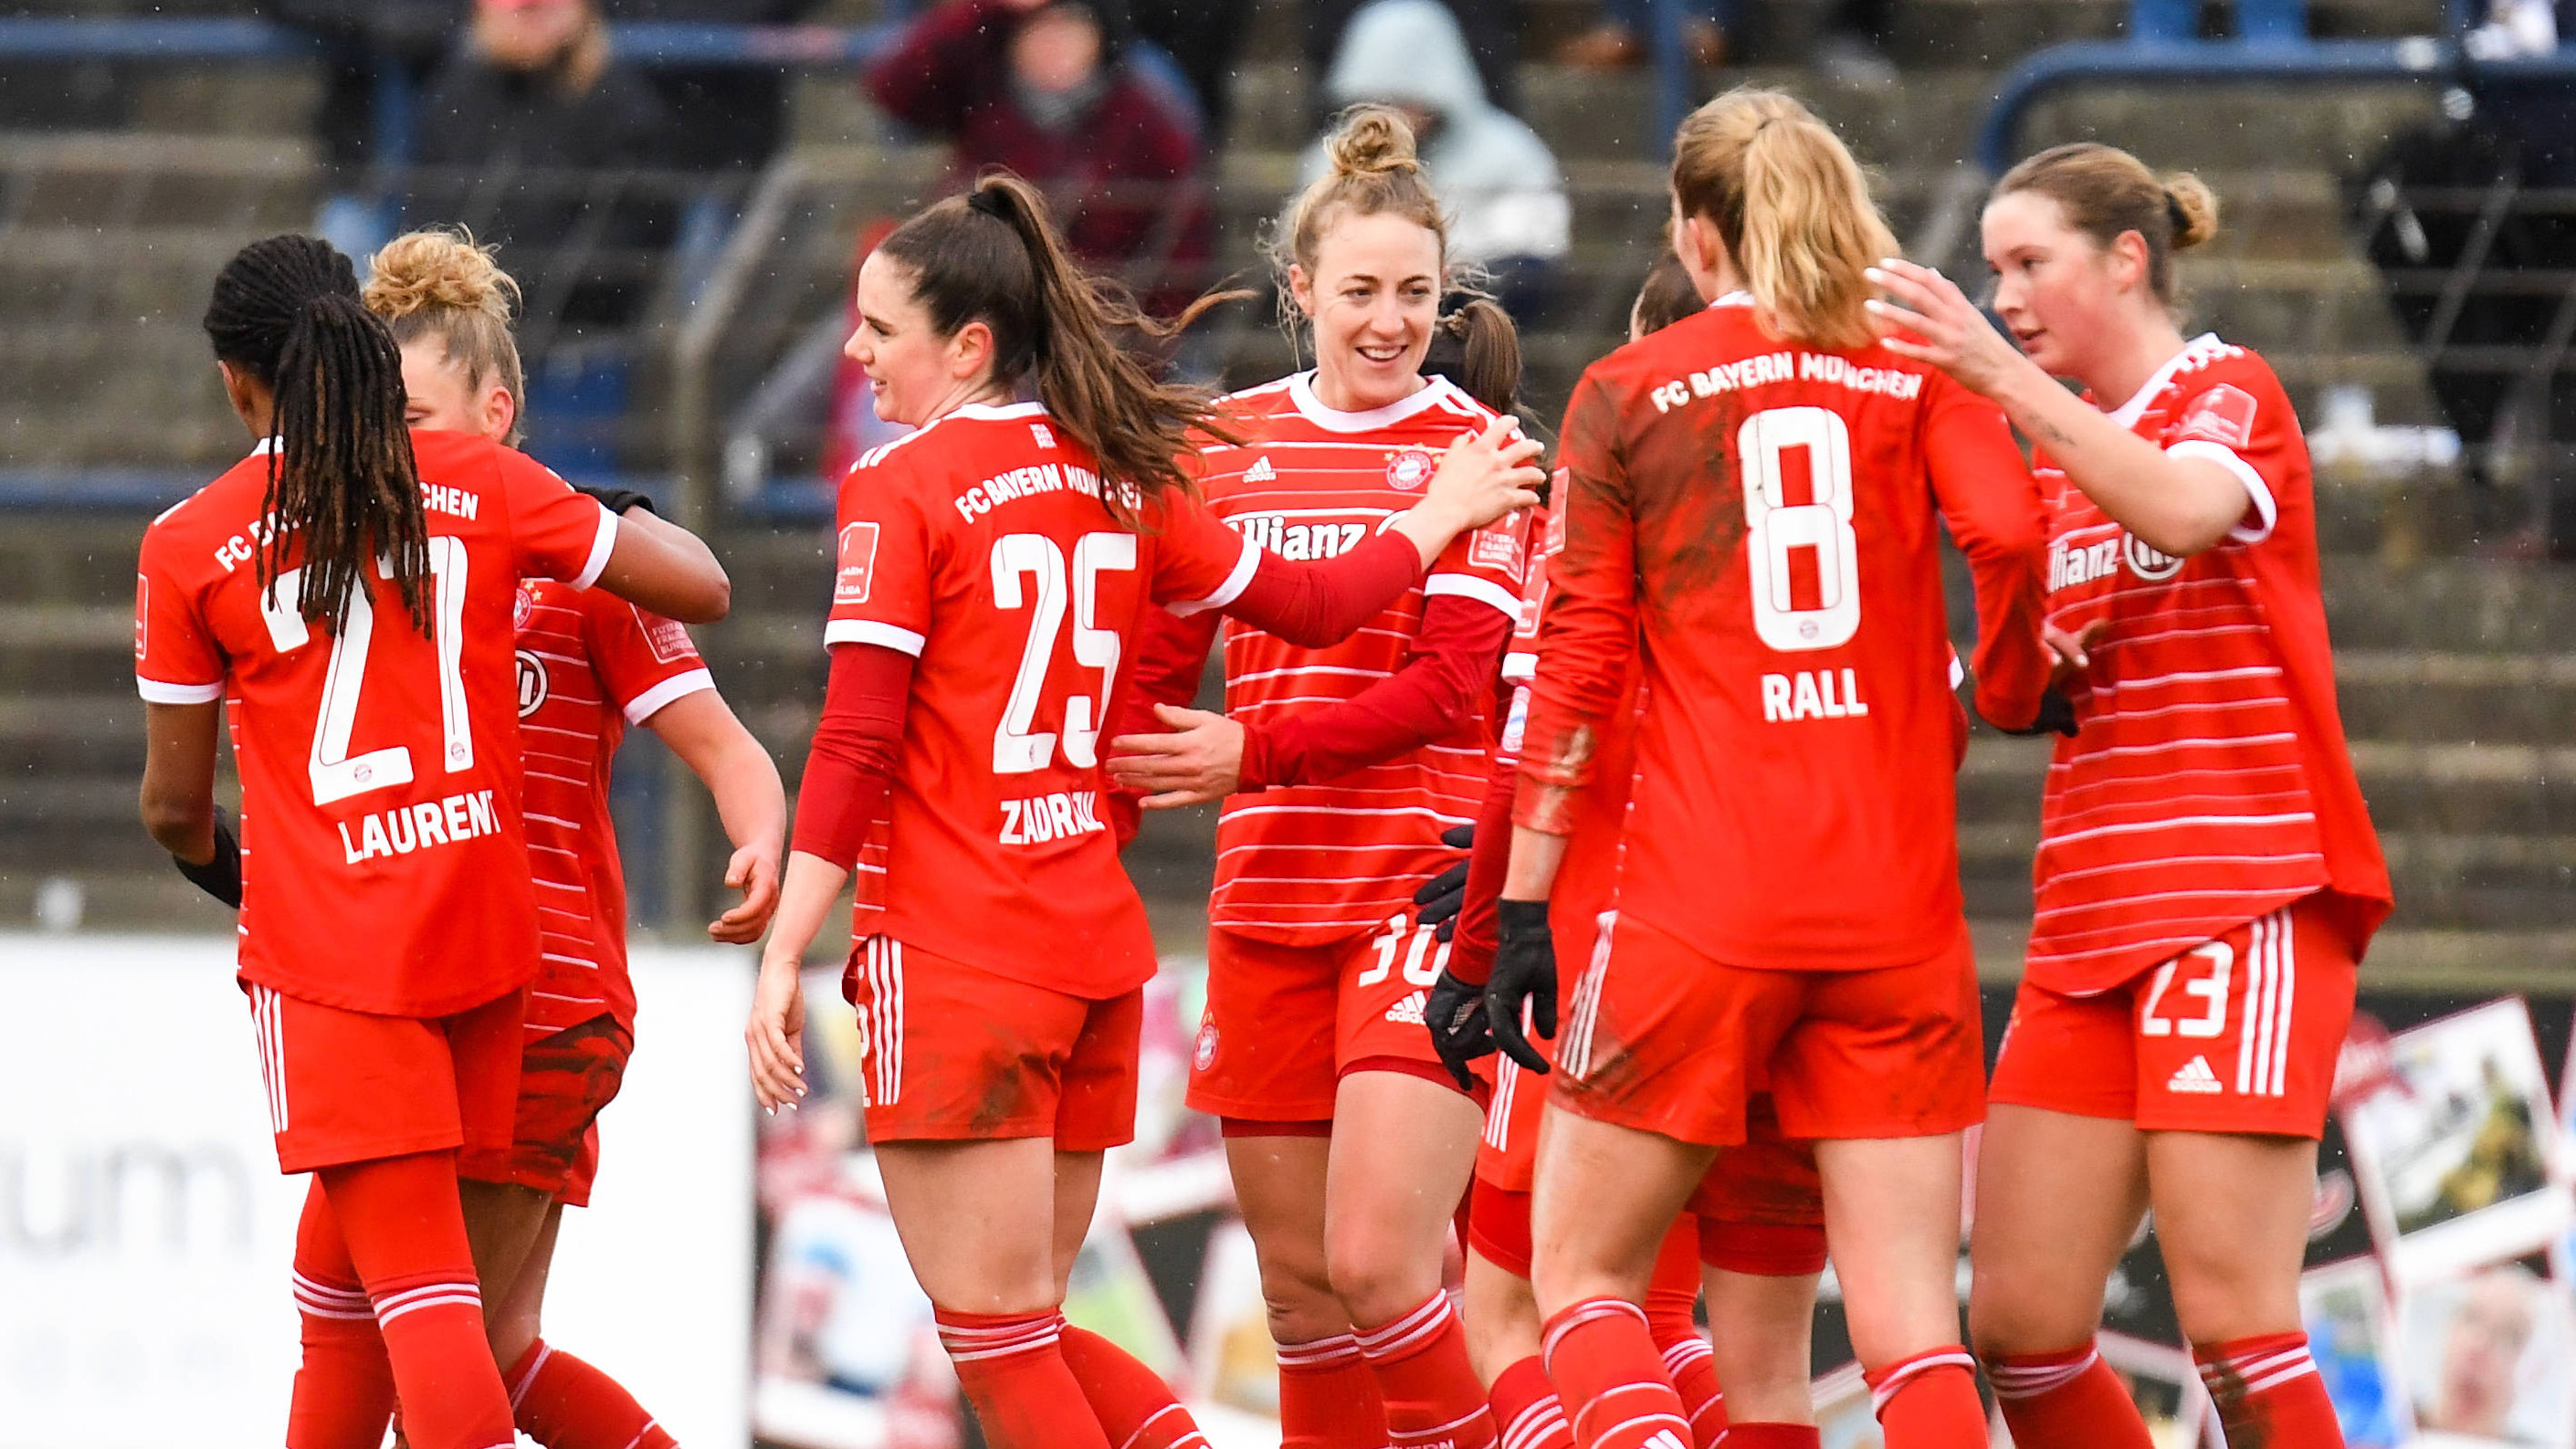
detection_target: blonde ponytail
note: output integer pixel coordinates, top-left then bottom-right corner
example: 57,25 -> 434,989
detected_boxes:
1671,88 -> 1892,352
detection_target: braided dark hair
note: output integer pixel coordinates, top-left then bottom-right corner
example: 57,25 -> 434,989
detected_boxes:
204,235 -> 428,635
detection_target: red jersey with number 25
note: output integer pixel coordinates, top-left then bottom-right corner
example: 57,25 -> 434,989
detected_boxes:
1518,296 -> 2051,971
826,401 -> 1266,998
515,579 -> 713,1034
2026,336 -> 2390,993
134,429 -> 618,1017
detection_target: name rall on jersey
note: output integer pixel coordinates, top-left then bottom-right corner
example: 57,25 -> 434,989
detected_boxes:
1761,668 -> 1870,723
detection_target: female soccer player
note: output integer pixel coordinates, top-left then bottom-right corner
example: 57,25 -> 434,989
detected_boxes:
1099,107 -> 1531,1449
1429,249 -> 1831,1449
354,227 -> 788,1449
741,174 -> 1540,1449
1869,145 -> 2392,1449
134,235 -> 730,1449
1490,89 -> 2055,1449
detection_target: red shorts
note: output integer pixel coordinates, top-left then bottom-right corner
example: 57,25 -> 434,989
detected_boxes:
457,1014 -> 633,1208
1187,913 -> 1461,1123
1989,898 -> 2358,1138
1551,912 -> 1985,1146
247,983 -> 523,1175
842,937 -> 1141,1151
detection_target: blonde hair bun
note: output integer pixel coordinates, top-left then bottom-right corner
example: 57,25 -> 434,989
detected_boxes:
363,227 -> 520,325
1323,104 -> 1424,182
2162,173 -> 2220,251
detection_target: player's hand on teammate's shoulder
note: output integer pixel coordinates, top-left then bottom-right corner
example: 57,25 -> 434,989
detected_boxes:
1426,416 -> 1547,531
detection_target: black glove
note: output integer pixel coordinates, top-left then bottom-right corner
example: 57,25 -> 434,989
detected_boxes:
574,483 -> 657,517
1487,898 -> 1558,1074
1424,968 -> 1492,1091
1411,823 -> 1475,941
173,805 -> 243,909
1990,686 -> 2078,739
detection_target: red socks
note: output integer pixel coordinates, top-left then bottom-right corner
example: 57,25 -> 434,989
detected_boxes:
2195,1333 -> 2343,1449
1643,1245 -> 1720,1449
1278,1333 -> 1390,1449
1985,1340 -> 2155,1449
505,1339 -> 678,1449
1865,1347 -> 1985,1449
1490,1355 -> 1574,1449
1541,1298 -> 1693,1449
318,1152 -> 514,1449
934,1307 -> 1112,1449
287,1180 -> 395,1449
1355,1292 -> 1500,1449
1058,1325 -> 1211,1449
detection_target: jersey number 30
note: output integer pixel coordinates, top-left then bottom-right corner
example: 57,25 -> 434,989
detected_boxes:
991,531 -> 1137,773
258,540 -> 472,806
1740,406 -> 1859,653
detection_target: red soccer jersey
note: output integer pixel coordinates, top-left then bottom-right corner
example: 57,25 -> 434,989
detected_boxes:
134,429 -> 618,1016
1518,297 -> 2052,971
825,401 -> 1267,997
1187,373 -> 1527,945
515,578 -> 714,1034
2025,336 -> 2392,992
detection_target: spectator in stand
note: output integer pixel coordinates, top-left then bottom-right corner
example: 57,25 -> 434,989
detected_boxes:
264,0 -> 466,259
408,0 -> 680,472
2131,0 -> 2305,41
605,0 -> 831,174
1304,0 -> 1569,315
1302,0 -> 1523,113
867,0 -> 1214,322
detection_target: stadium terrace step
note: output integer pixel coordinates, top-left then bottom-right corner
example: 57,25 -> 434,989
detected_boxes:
2006,79 -> 2440,173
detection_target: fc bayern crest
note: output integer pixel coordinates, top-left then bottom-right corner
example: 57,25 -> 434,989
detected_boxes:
1385,446 -> 1436,492
1194,1019 -> 1220,1073
512,581 -> 537,630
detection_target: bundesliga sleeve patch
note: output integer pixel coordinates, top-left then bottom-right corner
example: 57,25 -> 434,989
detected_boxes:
1470,520 -> 1524,575
836,521 -> 881,605
2176,383 -> 2257,449
133,573 -> 148,662
635,607 -> 697,664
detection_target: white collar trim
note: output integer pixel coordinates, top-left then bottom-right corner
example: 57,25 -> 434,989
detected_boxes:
2107,333 -> 2224,428
249,435 -> 279,457
1287,370 -> 1458,434
1710,290 -> 1754,309
952,400 -> 1048,422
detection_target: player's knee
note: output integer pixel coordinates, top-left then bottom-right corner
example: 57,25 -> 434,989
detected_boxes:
1966,1272 -> 2094,1360
1254,1244 -> 1345,1344
1324,1222 -> 1442,1328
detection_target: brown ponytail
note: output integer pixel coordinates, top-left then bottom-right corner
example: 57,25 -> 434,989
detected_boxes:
1670,88 -> 1894,352
363,226 -> 527,445
1420,296 -> 1523,416
1630,251 -> 1704,338
1994,142 -> 2221,306
204,235 -> 427,636
874,173 -> 1234,520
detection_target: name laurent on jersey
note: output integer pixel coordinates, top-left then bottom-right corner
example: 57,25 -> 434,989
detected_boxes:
998,789 -> 1105,845
1647,350 -> 1928,415
337,787 -> 503,864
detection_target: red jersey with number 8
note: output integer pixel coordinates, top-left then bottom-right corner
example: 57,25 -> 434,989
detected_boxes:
826,401 -> 1267,997
134,429 -> 618,1016
1517,296 -> 2051,970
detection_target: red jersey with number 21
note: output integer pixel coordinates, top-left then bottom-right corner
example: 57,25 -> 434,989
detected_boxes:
515,579 -> 713,1034
134,429 -> 618,1017
826,401 -> 1266,998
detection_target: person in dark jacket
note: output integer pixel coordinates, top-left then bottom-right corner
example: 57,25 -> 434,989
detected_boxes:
866,0 -> 1213,321
409,0 -> 679,337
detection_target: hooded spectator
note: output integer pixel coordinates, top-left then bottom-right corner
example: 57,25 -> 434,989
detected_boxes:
1300,0 -> 1570,307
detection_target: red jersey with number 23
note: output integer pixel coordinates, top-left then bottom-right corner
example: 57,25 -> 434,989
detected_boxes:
134,429 -> 618,1016
2026,336 -> 2390,993
515,579 -> 713,1034
826,401 -> 1267,998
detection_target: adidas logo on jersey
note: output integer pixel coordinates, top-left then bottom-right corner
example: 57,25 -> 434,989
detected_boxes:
1386,990 -> 1428,1026
1243,455 -> 1277,484
2168,1055 -> 2224,1094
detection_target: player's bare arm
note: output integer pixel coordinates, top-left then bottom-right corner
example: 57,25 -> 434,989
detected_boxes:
647,689 -> 787,943
594,509 -> 732,624
139,698 -> 222,863
1867,258 -> 2247,556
